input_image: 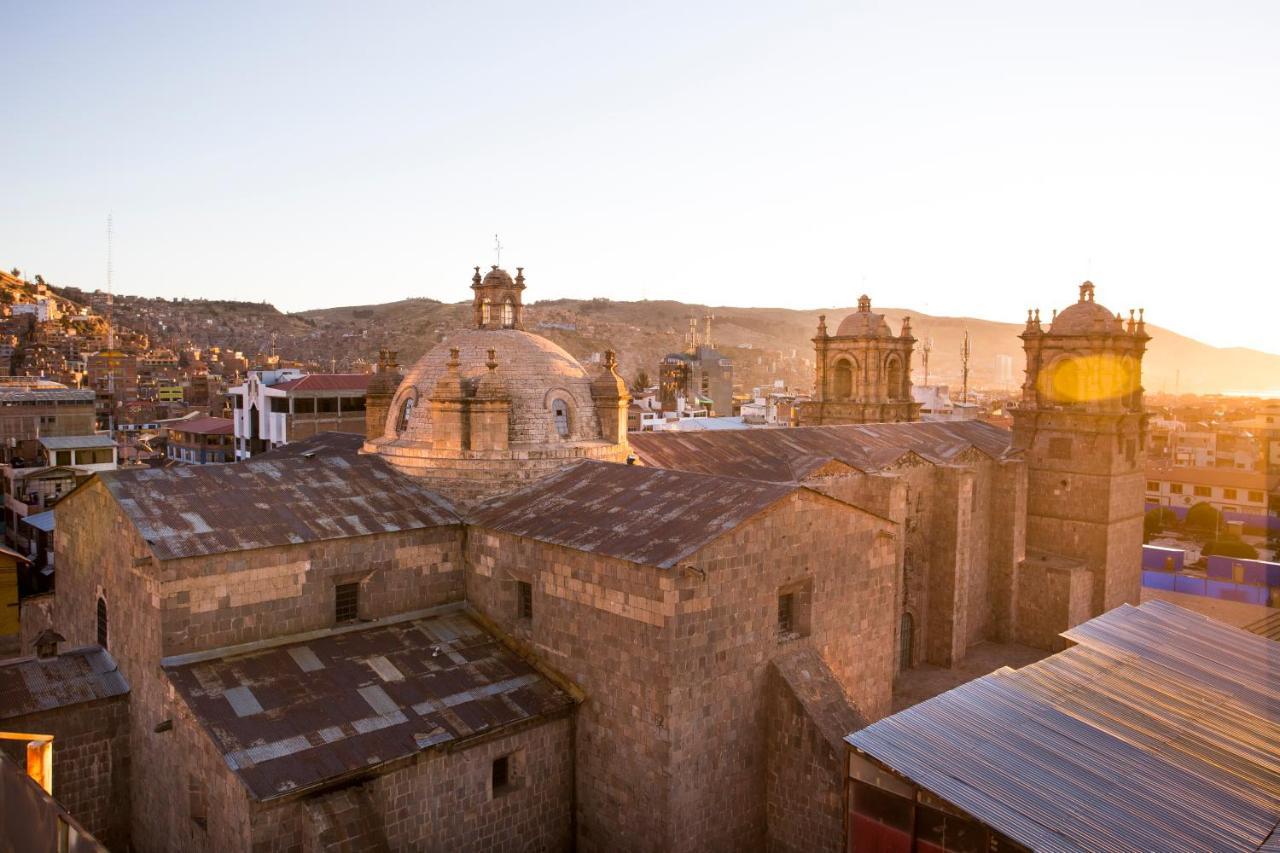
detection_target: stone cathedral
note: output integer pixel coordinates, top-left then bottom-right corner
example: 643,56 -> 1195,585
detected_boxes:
4,269 -> 1148,853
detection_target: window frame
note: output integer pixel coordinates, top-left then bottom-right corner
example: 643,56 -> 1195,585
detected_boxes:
335,582 -> 359,623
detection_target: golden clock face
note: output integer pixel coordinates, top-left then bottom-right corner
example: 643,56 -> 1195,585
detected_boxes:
1038,353 -> 1139,405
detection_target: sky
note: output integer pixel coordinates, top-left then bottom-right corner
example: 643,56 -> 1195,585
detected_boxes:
3,1 -> 1278,353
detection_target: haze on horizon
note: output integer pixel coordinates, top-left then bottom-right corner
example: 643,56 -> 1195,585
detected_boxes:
4,1 -> 1278,355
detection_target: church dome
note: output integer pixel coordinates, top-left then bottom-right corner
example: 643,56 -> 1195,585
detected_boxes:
835,295 -> 893,338
1050,282 -> 1124,335
365,265 -> 630,504
386,329 -> 604,446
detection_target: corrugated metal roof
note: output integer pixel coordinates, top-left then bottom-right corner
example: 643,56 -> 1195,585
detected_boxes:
271,374 -> 372,393
0,646 -> 129,719
253,431 -> 367,459
0,388 -> 95,404
164,609 -> 575,801
38,434 -> 117,450
98,447 -> 460,561
630,420 -> 1012,481
470,459 -> 800,569
848,600 -> 1280,852
20,510 -> 54,532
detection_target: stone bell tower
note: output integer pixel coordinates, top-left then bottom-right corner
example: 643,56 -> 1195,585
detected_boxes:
1012,281 -> 1151,616
797,295 -> 919,425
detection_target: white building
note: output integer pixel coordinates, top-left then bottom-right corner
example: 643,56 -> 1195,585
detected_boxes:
227,369 -> 370,460
12,297 -> 61,323
912,385 -> 980,422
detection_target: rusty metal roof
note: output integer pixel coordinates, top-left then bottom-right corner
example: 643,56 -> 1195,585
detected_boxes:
271,373 -> 371,393
470,459 -> 800,569
253,431 -> 367,459
629,420 -> 1012,481
0,646 -> 129,720
164,609 -> 575,801
98,447 -> 460,561
848,600 -> 1280,852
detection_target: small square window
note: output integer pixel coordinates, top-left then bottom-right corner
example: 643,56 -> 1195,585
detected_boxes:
335,583 -> 359,623
1223,488 -> 1237,500
517,581 -> 533,620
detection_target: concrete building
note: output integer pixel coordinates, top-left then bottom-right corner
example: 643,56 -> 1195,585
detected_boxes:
164,416 -> 234,465
13,273 -> 1150,852
797,295 -> 920,425
227,370 -> 370,460
1145,464 -> 1276,518
658,344 -> 734,417
912,384 -> 980,422
0,383 -> 97,460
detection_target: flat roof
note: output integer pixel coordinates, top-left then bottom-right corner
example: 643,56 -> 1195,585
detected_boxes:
38,434 -> 117,450
0,388 -> 94,404
164,609 -> 575,801
848,600 -> 1280,852
0,646 -> 129,720
1146,464 -> 1278,492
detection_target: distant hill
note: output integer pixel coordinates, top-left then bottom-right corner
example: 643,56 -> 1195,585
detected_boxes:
297,297 -> 1280,397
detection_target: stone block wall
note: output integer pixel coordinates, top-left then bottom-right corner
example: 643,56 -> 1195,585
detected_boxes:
466,529 -> 674,852
765,646 -> 865,853
1015,553 -> 1092,650
0,693 -> 131,850
249,715 -> 573,853
665,490 -> 897,852
157,525 -> 464,656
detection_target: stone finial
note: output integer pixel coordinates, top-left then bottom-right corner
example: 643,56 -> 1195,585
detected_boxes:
857,294 -> 871,313
378,349 -> 399,372
1034,308 -> 1040,326
604,350 -> 618,371
901,315 -> 912,336
514,267 -> 525,287
1026,309 -> 1033,327
448,347 -> 460,368
817,314 -> 827,336
1128,309 -> 1136,333
472,266 -> 482,287
486,348 -> 498,371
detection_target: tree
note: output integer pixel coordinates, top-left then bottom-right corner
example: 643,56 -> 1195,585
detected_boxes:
1202,538 -> 1260,560
1184,502 -> 1221,537
1144,507 -> 1179,542
631,369 -> 651,394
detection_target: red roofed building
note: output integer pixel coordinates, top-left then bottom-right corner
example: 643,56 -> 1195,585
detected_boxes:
164,416 -> 234,465
226,370 -> 371,460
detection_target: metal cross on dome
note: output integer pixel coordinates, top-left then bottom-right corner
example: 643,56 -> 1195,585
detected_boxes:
493,234 -> 502,267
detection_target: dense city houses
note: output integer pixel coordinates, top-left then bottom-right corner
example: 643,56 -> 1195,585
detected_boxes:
6,266 -> 1261,853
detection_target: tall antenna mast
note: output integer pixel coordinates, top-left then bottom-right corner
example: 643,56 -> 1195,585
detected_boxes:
960,330 -> 971,405
106,213 -> 115,351
493,233 -> 502,267
921,336 -> 933,386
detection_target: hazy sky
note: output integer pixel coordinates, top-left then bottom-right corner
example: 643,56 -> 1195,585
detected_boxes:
4,2 -> 1278,353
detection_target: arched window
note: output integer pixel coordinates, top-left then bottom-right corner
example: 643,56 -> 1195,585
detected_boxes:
97,596 -> 108,650
885,356 -> 904,401
481,299 -> 492,325
395,395 -> 416,433
833,358 -> 854,400
551,398 -> 571,437
500,299 -> 514,328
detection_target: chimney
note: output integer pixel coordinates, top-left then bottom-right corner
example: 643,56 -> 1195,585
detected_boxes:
34,629 -> 65,659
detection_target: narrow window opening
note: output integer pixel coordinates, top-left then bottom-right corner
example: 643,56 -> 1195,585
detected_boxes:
96,596 -> 108,649
778,593 -> 794,635
335,583 -> 359,623
517,580 -> 533,620
492,754 -> 510,792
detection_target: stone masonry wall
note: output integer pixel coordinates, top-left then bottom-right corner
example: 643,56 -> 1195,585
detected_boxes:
466,529 -> 674,853
0,693 -> 131,850
249,715 -> 574,853
665,490 -> 897,852
157,525 -> 464,656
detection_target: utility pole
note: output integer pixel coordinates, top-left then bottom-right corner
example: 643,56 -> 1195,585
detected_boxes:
960,330 -> 971,405
921,336 -> 933,387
